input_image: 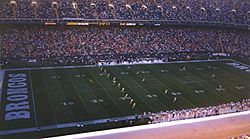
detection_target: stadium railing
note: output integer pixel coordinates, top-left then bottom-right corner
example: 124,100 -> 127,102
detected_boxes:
0,18 -> 249,30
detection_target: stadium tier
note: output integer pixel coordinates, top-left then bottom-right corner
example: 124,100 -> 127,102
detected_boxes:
0,0 -> 249,25
0,0 -> 250,139
1,26 -> 250,68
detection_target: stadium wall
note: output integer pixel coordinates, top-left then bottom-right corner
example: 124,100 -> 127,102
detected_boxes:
0,19 -> 249,31
48,110 -> 250,139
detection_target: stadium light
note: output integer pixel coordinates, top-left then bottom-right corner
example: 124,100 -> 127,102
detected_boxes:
201,7 -> 205,12
231,9 -> 236,13
10,0 -> 17,6
108,4 -> 114,9
52,1 -> 58,8
72,2 -> 77,9
157,5 -> 162,9
157,5 -> 163,12
141,5 -> 147,10
186,6 -> 191,11
125,4 -> 132,10
90,3 -> 96,7
215,8 -> 220,11
172,6 -> 177,10
31,1 -> 37,5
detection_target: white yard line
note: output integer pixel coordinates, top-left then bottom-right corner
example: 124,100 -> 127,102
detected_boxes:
46,110 -> 250,139
0,58 -> 245,136
1,109 -> 250,136
29,70 -> 39,129
230,59 -> 250,67
0,115 -> 138,136
0,70 -> 4,105
3,59 -> 232,71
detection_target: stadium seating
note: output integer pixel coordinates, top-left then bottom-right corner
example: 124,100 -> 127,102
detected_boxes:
1,26 -> 249,68
0,0 -> 249,25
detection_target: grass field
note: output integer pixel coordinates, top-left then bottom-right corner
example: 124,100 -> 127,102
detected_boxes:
1,59 -> 250,137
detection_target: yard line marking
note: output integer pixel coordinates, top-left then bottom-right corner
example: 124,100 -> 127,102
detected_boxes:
46,110 -> 250,139
64,70 -> 94,120
134,65 -> 175,109
3,59 -> 232,71
0,127 -> 38,136
29,70 -> 39,129
42,71 -> 59,125
161,64 -> 203,107
53,70 -> 76,122
109,67 -> 156,112
88,69 -> 127,116
0,115 -> 139,135
0,70 -> 5,106
230,59 -> 250,68
74,68 -> 109,118
2,109 -> 250,136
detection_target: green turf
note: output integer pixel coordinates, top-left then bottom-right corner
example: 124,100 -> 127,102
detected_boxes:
1,60 -> 250,135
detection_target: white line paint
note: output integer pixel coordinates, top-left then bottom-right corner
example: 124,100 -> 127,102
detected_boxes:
3,59 -> 232,71
29,70 -> 39,129
45,110 -> 250,139
0,115 -> 138,135
230,59 -> 250,67
0,70 -> 5,106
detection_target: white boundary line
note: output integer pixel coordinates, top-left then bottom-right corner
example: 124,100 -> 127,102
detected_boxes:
0,58 -> 245,137
230,59 -> 250,68
29,70 -> 38,129
0,70 -> 4,106
46,110 -> 250,139
3,59 -> 232,71
0,115 -> 138,135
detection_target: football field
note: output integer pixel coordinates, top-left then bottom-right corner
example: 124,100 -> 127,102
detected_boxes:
1,59 -> 250,138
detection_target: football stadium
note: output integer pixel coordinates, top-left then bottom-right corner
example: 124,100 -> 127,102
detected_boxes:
0,0 -> 250,138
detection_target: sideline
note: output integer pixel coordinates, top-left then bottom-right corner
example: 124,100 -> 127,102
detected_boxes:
1,110 -> 250,136
46,110 -> 250,139
0,115 -> 139,135
4,59 -> 232,71
0,70 -> 5,105
230,59 -> 250,67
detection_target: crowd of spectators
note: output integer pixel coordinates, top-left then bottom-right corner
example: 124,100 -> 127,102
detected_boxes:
1,26 -> 249,68
148,99 -> 250,123
0,0 -> 249,25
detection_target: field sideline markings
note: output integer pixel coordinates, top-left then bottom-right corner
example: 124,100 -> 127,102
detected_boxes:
1,110 -> 250,136
0,115 -> 138,135
229,59 -> 250,68
64,69 -> 94,120
46,110 -> 250,139
0,70 -> 4,106
29,70 -> 39,129
3,59 -> 233,71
